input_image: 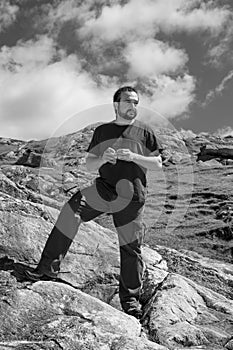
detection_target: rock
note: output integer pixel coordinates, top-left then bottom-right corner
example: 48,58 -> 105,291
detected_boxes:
78,157 -> 86,164
0,340 -> 59,349
2,192 -> 231,350
0,271 -> 167,350
0,171 -> 27,200
216,204 -> 233,223
15,149 -> 56,168
62,172 -> 79,194
0,194 -> 54,262
146,273 -> 233,349
0,138 -> 11,145
0,339 -> 167,350
197,144 -> 233,162
1,165 -> 30,181
0,164 -> 67,206
5,151 -> 16,159
62,171 -> 75,183
141,246 -> 169,306
154,245 -> 233,299
197,159 -> 223,167
225,159 -> 233,165
26,190 -> 62,208
1,125 -> 233,349
226,339 -> 233,350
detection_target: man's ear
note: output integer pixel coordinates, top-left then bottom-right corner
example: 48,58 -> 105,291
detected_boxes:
113,102 -> 118,114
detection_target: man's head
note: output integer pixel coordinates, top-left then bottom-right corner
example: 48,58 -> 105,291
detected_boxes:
113,86 -> 139,122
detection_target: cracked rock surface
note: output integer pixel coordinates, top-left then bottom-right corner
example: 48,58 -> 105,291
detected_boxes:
0,192 -> 233,349
0,127 -> 233,349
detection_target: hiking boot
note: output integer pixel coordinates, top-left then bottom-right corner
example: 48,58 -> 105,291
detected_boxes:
121,298 -> 143,319
24,258 -> 61,282
124,306 -> 143,319
24,267 -> 58,281
25,269 -> 58,281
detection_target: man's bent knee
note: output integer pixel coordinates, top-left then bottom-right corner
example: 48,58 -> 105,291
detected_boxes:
68,190 -> 82,213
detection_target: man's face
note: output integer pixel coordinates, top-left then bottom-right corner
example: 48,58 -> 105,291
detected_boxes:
115,91 -> 139,121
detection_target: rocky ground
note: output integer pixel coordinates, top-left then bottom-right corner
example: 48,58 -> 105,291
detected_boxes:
0,125 -> 232,350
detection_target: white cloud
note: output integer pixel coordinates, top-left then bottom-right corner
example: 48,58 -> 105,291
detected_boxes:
162,2 -> 230,34
0,0 -> 19,32
0,37 -> 118,140
141,74 -> 196,119
0,36 -> 58,71
48,0 -> 81,22
1,0 -> 231,140
124,39 -> 188,78
46,0 -> 116,33
80,0 -> 158,41
203,70 -> 233,106
81,0 -> 230,42
207,23 -> 233,67
76,1 -> 200,119
47,0 -> 233,69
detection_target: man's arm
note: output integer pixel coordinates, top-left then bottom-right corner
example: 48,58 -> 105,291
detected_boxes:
131,153 -> 162,170
85,153 -> 104,172
133,154 -> 162,170
86,148 -> 162,172
85,147 -> 117,172
116,149 -> 162,171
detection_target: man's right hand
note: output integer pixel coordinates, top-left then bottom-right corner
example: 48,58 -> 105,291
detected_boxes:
102,147 -> 117,164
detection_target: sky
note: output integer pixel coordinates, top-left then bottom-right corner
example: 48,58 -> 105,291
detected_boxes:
0,0 -> 233,140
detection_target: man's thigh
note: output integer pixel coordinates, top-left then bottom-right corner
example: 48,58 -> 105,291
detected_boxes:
77,181 -> 114,221
112,201 -> 145,247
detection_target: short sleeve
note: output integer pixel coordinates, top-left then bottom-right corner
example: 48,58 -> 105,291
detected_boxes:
145,130 -> 163,156
86,127 -> 101,156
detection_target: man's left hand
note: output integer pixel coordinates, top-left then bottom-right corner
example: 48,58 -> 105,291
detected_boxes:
116,148 -> 136,162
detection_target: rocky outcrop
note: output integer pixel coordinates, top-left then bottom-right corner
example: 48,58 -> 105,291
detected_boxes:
197,144 -> 233,162
146,273 -> 233,349
0,272 -> 168,350
0,189 -> 169,349
0,189 -> 233,349
154,246 -> 233,299
15,148 -> 57,168
0,126 -> 233,349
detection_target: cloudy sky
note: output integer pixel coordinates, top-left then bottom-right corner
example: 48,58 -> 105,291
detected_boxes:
0,0 -> 233,140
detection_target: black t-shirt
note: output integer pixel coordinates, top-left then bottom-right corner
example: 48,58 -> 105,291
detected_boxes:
86,120 -> 162,202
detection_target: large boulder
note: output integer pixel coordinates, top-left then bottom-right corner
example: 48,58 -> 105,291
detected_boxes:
197,144 -> 233,162
15,149 -> 56,168
146,273 -> 233,349
154,245 -> 233,299
0,271 -> 167,350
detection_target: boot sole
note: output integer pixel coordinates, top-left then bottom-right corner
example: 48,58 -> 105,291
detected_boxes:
24,269 -> 58,282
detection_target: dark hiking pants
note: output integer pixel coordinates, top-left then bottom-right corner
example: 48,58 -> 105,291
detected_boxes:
37,178 -> 145,310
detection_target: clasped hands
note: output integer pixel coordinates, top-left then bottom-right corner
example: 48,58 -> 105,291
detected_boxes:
102,147 -> 135,164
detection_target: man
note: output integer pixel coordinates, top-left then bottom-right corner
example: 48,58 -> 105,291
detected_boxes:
25,86 -> 162,319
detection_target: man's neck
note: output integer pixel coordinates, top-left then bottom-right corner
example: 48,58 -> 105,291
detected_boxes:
113,116 -> 136,125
